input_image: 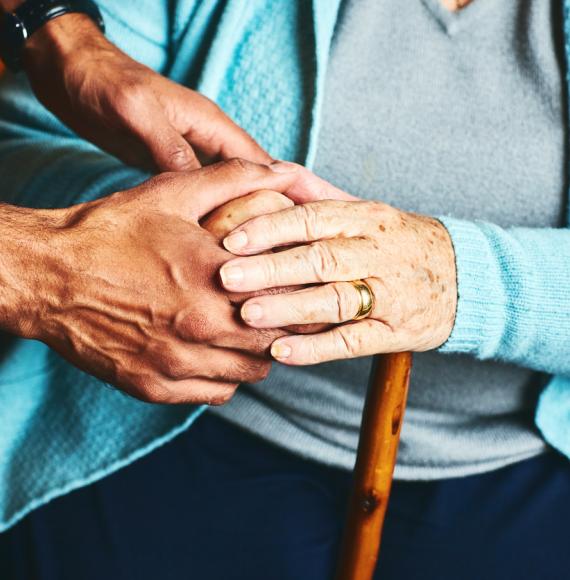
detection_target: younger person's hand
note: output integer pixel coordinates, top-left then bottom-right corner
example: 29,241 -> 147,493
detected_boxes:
0,161 -> 302,404
22,14 -> 271,172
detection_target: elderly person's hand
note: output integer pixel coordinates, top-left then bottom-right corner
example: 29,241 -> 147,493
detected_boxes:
21,14 -> 270,172
219,183 -> 458,365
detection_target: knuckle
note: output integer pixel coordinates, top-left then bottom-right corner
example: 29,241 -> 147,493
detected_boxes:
149,171 -> 177,187
167,144 -> 194,168
196,93 -> 223,117
237,328 -> 277,356
139,172 -> 179,199
331,283 -> 357,321
308,242 -> 340,282
207,385 -> 238,406
305,339 -> 322,365
135,378 -> 174,404
299,203 -> 323,239
337,326 -> 362,358
370,201 -> 399,226
179,312 -> 220,344
233,358 -> 271,383
364,200 -> 382,214
366,200 -> 387,214
160,351 -> 192,381
191,121 -> 219,149
255,363 -> 272,382
226,157 -> 256,175
252,215 -> 280,244
260,256 -> 279,286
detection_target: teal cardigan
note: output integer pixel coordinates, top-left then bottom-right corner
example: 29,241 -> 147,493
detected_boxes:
0,0 -> 569,532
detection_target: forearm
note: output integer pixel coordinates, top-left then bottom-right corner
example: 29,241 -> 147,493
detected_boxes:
439,217 -> 570,375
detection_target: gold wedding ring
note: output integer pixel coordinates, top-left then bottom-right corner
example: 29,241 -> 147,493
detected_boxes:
349,280 -> 375,320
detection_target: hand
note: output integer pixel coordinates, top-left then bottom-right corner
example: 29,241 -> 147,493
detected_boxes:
219,195 -> 458,365
21,14 -> 271,171
202,189 -> 294,239
203,186 -> 337,336
0,160 -> 303,404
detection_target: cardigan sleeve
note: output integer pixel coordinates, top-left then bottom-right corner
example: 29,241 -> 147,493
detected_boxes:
0,74 -> 148,210
438,216 -> 570,377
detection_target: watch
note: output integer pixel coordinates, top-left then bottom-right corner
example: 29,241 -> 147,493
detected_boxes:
0,0 -> 105,72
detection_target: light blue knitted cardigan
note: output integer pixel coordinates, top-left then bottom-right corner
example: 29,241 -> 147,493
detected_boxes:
0,0 -> 569,532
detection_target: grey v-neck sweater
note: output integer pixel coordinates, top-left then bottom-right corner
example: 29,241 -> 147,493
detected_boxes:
211,0 -> 567,479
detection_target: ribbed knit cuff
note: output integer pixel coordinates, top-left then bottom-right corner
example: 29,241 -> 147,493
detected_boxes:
436,217 -> 507,357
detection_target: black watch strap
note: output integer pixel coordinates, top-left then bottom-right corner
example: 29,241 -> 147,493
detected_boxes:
0,0 -> 105,72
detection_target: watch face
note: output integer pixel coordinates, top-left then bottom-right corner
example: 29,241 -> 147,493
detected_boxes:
0,0 -> 105,72
2,12 -> 27,42
0,12 -> 27,70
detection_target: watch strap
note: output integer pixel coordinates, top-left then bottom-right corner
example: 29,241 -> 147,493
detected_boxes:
0,0 -> 104,72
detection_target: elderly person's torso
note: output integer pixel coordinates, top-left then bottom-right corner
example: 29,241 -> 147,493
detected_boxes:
211,0 -> 566,478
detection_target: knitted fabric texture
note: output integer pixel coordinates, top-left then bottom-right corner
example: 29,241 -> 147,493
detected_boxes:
0,0 -> 567,533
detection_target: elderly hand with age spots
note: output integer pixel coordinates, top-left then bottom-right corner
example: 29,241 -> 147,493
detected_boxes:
218,166 -> 458,366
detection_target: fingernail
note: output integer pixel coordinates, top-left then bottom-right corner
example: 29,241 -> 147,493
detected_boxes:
269,161 -> 298,173
220,265 -> 243,287
223,230 -> 248,252
242,303 -> 263,323
271,342 -> 292,360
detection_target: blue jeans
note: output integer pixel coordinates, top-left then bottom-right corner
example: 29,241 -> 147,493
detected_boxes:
1,412 -> 569,580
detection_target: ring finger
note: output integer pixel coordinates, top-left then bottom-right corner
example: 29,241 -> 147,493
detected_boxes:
240,279 -> 381,328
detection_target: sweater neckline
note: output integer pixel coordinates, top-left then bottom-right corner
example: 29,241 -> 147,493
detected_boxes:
421,0 -> 496,36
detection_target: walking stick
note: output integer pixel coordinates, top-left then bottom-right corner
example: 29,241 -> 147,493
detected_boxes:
335,352 -> 413,580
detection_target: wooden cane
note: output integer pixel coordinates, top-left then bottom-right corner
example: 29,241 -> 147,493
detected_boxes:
335,352 -> 413,580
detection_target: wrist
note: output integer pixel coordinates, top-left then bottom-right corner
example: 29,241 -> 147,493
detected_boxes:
0,204 -> 71,339
0,1 -> 24,11
22,12 -> 105,72
1,0 -> 106,73
411,214 -> 457,347
435,217 -> 494,354
433,218 -> 458,344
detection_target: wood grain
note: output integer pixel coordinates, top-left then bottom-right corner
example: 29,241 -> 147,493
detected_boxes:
335,352 -> 412,580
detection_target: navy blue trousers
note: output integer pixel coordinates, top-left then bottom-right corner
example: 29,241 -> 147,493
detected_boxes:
1,413 -> 569,580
